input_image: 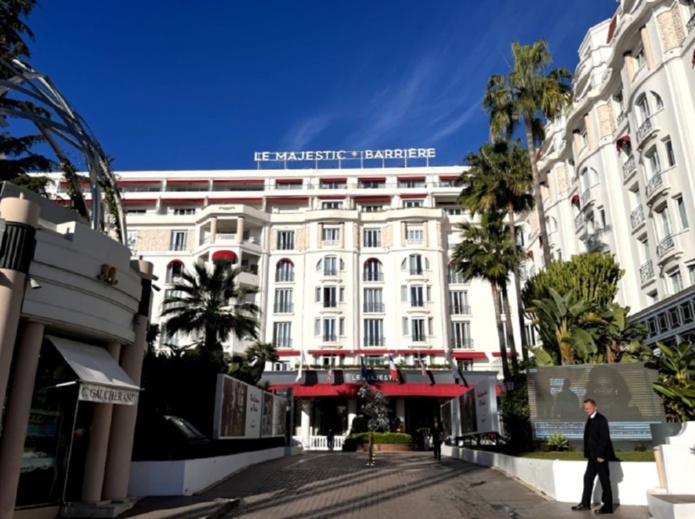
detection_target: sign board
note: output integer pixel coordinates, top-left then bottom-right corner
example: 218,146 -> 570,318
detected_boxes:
79,383 -> 139,405
254,148 -> 435,163
441,377 -> 500,437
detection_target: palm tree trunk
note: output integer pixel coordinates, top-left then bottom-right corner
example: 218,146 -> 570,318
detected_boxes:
490,284 -> 511,380
500,283 -> 519,376
523,118 -> 552,266
507,200 -> 529,363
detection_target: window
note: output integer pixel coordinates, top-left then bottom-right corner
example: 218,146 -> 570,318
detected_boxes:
275,260 -> 294,282
322,226 -> 340,245
322,318 -> 337,342
451,322 -> 472,349
403,254 -> 424,275
277,231 -> 295,250
316,286 -> 338,308
359,180 -> 385,189
640,237 -> 652,263
665,139 -> 676,167
449,290 -> 469,314
166,261 -> 183,283
636,95 -> 650,125
655,207 -> 672,240
273,322 -> 292,348
403,200 -> 423,208
645,149 -> 661,178
361,205 -> 383,212
444,207 -> 462,215
127,231 -> 138,252
652,92 -> 664,111
398,179 -> 426,188
677,196 -> 689,229
689,265 -> 695,286
169,230 -> 188,251
163,289 -> 184,311
363,228 -> 382,248
322,201 -> 343,210
276,180 -> 302,190
173,208 -> 196,215
448,264 -> 464,284
321,181 -> 347,190
126,209 -> 146,215
410,285 -> 424,307
669,270 -> 684,294
402,317 -> 409,335
428,317 -> 434,335
364,288 -> 383,312
363,259 -> 383,281
161,324 -> 181,348
634,46 -> 646,71
274,289 -> 293,313
274,361 -> 290,371
322,256 -> 338,276
364,319 -> 384,346
647,291 -> 659,305
411,319 -> 426,342
406,224 -> 424,243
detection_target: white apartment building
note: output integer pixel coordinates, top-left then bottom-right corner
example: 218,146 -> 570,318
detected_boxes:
50,162 -> 525,376
530,0 -> 695,346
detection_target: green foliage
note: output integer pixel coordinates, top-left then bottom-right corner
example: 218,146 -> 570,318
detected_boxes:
346,432 -> 413,445
520,451 -> 654,462
647,342 -> 695,423
546,433 -> 570,451
227,341 -> 278,385
500,374 -> 532,454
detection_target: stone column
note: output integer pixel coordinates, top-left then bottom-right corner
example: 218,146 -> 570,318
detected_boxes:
0,321 -> 45,519
396,398 -> 406,430
102,260 -> 153,500
236,216 -> 245,244
423,222 -> 429,248
0,196 -> 40,410
81,342 -> 121,502
624,52 -> 635,84
339,223 -> 345,248
317,224 -> 323,249
209,217 -> 218,244
583,114 -> 595,150
572,130 -> 582,155
401,222 -> 406,245
300,400 -> 312,448
641,26 -> 655,70
347,399 -> 357,434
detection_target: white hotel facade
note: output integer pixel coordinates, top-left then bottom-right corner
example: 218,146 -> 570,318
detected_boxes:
52,161 -> 524,376
527,0 -> 695,347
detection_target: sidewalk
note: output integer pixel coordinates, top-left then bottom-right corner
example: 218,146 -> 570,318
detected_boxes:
118,496 -> 238,519
183,451 -> 650,519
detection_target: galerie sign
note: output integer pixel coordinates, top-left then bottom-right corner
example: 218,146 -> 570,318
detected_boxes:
79,383 -> 139,405
254,148 -> 436,162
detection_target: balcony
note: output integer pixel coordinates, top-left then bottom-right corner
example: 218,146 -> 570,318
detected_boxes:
687,12 -> 695,32
633,64 -> 647,84
449,305 -> 471,315
645,173 -> 666,202
275,338 -> 293,348
275,273 -> 295,283
637,118 -> 654,144
616,112 -> 628,126
322,269 -> 339,277
273,303 -> 294,314
363,337 -> 385,347
363,302 -> 385,313
322,335 -> 338,343
363,272 -> 385,282
639,260 -> 655,284
622,156 -> 636,181
580,188 -> 591,206
574,213 -> 585,231
447,273 -> 467,284
406,238 -> 424,246
656,235 -> 675,257
630,205 -> 645,231
585,232 -> 604,252
322,240 -> 340,247
450,339 -> 474,349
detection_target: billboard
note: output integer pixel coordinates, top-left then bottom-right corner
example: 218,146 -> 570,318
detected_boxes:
441,377 -> 500,437
213,374 -> 287,439
527,363 -> 664,440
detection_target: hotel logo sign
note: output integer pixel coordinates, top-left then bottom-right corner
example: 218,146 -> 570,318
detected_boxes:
254,148 -> 436,163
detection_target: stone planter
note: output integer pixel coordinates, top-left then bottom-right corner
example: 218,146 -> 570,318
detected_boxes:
355,444 -> 415,452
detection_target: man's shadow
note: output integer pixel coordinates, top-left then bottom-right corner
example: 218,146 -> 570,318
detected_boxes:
592,461 -> 624,507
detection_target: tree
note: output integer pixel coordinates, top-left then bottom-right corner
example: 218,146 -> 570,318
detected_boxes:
484,39 -> 572,266
458,139 -> 533,361
357,384 -> 389,466
451,213 -> 522,378
647,342 -> 695,423
228,341 -> 279,385
161,259 -> 260,366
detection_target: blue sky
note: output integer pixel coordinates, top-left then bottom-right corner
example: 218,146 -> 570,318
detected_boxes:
25,1 -> 617,171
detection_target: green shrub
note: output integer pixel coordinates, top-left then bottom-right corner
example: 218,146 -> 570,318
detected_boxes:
346,432 -> 413,445
546,433 -> 570,451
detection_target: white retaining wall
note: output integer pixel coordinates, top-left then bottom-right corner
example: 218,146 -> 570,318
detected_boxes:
129,446 -> 302,496
444,446 -> 658,506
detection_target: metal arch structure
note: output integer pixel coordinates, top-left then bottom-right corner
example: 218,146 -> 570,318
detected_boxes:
0,57 -> 127,244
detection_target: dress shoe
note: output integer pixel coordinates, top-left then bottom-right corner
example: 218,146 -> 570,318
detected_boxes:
594,507 -> 613,514
571,504 -> 590,511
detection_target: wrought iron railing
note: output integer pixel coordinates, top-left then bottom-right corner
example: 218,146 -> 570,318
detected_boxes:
622,156 -> 636,180
630,205 -> 645,230
656,236 -> 675,257
637,118 -> 653,142
639,260 -> 654,283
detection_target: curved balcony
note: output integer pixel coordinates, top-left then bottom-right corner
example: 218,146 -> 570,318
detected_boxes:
630,205 -> 645,232
622,156 -> 637,181
574,213 -> 585,231
656,235 -> 680,267
580,188 -> 592,208
636,118 -> 657,147
639,260 -> 655,285
687,12 -> 695,33
645,173 -> 668,204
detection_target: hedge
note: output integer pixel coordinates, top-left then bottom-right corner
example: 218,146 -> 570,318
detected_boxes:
346,432 -> 413,445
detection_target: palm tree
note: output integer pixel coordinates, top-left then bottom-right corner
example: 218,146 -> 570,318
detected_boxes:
161,259 -> 260,365
483,39 -> 572,266
244,341 -> 279,384
458,140 -> 533,361
451,213 -> 521,378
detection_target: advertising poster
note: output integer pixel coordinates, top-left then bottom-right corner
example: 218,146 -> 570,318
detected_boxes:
245,386 -> 263,438
441,376 -> 500,437
216,376 -> 248,438
261,393 -> 274,437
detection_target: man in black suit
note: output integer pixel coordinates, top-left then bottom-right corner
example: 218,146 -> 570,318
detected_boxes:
572,399 -> 615,514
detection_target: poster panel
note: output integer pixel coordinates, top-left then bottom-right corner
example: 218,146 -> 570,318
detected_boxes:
245,386 -> 263,438
261,393 -> 274,437
441,376 -> 500,437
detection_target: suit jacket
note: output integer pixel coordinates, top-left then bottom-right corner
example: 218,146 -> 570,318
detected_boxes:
583,412 -> 616,461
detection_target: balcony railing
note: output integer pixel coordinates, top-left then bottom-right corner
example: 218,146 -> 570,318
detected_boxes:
323,269 -> 338,277
363,302 -> 385,313
687,12 -> 695,32
574,213 -> 584,230
656,235 -> 675,257
633,64 -> 647,84
275,273 -> 295,283
637,118 -> 653,142
322,301 -> 338,308
363,337 -> 385,347
451,339 -> 474,349
275,338 -> 293,348
322,335 -> 338,342
409,269 -> 425,276
449,305 -> 471,315
447,274 -> 466,284
622,156 -> 636,180
630,205 -> 645,230
646,173 -> 663,199
616,112 -> 627,126
363,272 -> 385,282
273,303 -> 294,313
581,188 -> 591,205
322,240 -> 340,246
639,260 -> 655,283
406,238 -> 424,245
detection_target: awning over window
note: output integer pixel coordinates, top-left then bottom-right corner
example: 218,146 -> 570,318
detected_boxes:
48,336 -> 139,405
571,194 -> 581,208
616,135 -> 631,153
212,250 -> 238,262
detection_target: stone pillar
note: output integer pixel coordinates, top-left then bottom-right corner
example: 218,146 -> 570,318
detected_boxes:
396,398 -> 406,430
572,130 -> 582,155
0,196 -> 40,410
401,222 -> 406,245
339,223 -> 345,248
210,217 -> 218,244
317,224 -> 323,249
624,52 -> 635,83
300,400 -> 312,447
347,399 -> 357,434
81,342 -> 121,502
0,321 -> 45,519
583,114 -> 595,150
641,26 -> 655,70
236,216 -> 245,244
102,260 -> 153,500
423,222 -> 429,248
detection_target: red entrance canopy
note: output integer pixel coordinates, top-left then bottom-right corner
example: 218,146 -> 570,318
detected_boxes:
212,250 -> 237,262
269,383 -> 471,398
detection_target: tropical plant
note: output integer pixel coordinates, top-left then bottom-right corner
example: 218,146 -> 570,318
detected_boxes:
484,39 -> 572,266
227,341 -> 278,385
594,304 -> 649,363
647,342 -> 695,423
499,373 -> 532,454
161,259 -> 260,366
451,212 -> 522,378
547,433 -> 570,451
458,139 -> 534,361
357,384 -> 390,466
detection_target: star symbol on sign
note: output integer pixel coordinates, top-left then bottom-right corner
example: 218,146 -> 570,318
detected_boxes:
351,151 -> 358,157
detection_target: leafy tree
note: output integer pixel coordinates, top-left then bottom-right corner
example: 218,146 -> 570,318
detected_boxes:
647,342 -> 695,423
357,384 -> 390,466
227,341 -> 278,385
161,259 -> 260,367
451,213 -> 522,378
484,39 -> 572,266
458,139 -> 533,361
593,304 -> 649,364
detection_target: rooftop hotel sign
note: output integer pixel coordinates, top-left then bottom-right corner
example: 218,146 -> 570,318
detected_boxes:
254,148 -> 436,165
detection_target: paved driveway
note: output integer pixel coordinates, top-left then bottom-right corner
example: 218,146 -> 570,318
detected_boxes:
204,452 -> 650,519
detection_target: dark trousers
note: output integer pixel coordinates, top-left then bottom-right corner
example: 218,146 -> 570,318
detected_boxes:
581,459 -> 612,507
433,442 -> 441,460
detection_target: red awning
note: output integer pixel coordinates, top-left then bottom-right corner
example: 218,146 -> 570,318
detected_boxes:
214,179 -> 264,184
276,350 -> 300,357
318,195 -> 346,200
358,177 -> 386,182
492,352 -> 517,357
398,176 -> 425,181
167,259 -> 184,267
288,383 -> 471,398
212,250 -> 238,262
307,349 -> 348,355
123,199 -> 157,204
167,180 -> 209,185
451,352 -> 487,360
400,193 -> 426,199
275,179 -> 303,184
363,257 -> 382,265
439,175 -> 459,181
277,257 -> 294,266
266,197 -> 309,202
320,178 -> 347,183
616,135 -> 631,153
354,196 -> 391,203
161,198 -> 203,204
527,251 -> 534,258
209,198 -> 263,203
